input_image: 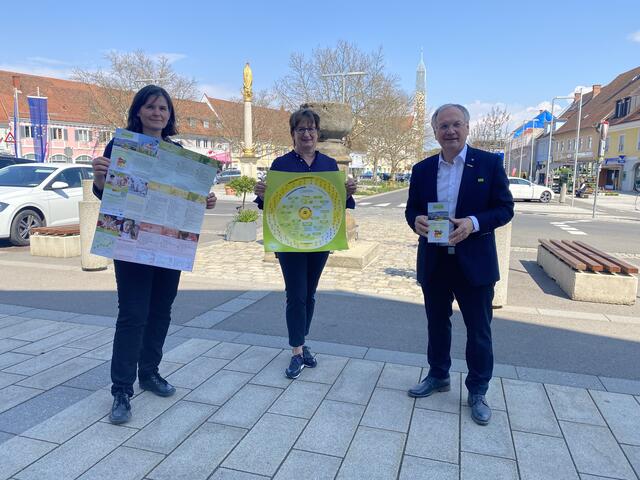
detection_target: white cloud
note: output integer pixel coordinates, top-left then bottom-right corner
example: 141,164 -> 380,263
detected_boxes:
198,82 -> 239,100
0,62 -> 72,79
465,99 -> 572,134
628,31 -> 640,43
152,52 -> 187,64
26,57 -> 71,66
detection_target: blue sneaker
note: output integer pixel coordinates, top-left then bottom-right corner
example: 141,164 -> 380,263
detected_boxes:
285,354 -> 304,379
302,345 -> 317,368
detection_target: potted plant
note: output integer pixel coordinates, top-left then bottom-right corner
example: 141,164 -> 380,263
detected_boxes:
225,176 -> 259,242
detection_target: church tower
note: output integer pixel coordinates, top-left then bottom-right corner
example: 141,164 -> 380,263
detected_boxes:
414,49 -> 427,160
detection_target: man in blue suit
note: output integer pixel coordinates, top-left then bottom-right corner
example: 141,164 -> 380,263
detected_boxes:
405,104 -> 514,425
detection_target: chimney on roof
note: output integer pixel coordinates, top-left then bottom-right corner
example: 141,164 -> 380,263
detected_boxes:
574,91 -> 581,102
592,84 -> 601,97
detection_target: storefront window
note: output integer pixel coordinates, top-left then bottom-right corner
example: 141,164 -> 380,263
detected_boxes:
634,163 -> 640,191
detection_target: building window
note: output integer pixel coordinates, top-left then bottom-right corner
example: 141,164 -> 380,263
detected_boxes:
560,141 -> 564,151
99,131 -> 113,143
75,129 -> 92,142
587,136 -> 592,149
188,118 -> 196,128
203,120 -> 209,128
637,130 -> 640,151
605,137 -> 609,152
615,97 -> 631,118
618,135 -> 625,153
20,125 -> 34,138
50,154 -> 69,162
50,127 -> 67,141
75,155 -> 92,164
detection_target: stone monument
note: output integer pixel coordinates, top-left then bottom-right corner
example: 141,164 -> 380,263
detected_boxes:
267,101 -> 380,269
301,102 -> 357,242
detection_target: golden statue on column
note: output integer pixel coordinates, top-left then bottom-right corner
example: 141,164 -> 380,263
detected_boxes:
242,63 -> 253,102
241,62 -> 256,172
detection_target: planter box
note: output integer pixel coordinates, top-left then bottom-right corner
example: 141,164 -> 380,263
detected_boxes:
226,221 -> 257,242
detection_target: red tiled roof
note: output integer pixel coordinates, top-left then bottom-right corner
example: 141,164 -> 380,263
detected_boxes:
204,95 -> 291,145
0,70 -> 291,142
556,66 -> 640,134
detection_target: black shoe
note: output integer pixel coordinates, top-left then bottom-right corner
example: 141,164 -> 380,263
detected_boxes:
468,394 -> 492,425
139,373 -> 176,397
407,376 -> 451,398
285,354 -> 304,379
109,392 -> 131,424
302,345 -> 317,368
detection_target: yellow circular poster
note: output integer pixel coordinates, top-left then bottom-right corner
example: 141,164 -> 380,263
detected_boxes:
265,173 -> 346,251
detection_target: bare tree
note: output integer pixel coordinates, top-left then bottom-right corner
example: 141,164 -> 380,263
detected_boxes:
469,106 -> 511,152
359,83 -> 415,177
274,40 -> 423,171
72,50 -> 198,129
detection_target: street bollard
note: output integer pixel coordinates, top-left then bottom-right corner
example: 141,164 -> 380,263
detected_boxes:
559,183 -> 567,204
79,180 -> 108,271
493,221 -> 512,308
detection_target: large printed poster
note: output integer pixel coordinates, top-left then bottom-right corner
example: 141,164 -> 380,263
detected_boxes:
263,170 -> 348,252
91,129 -> 217,271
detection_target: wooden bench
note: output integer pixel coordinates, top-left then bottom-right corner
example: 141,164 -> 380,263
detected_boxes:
537,239 -> 638,305
30,225 -> 81,236
30,224 -> 81,258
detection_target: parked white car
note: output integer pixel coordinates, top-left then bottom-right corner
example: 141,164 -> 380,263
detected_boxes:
508,177 -> 554,203
0,164 -> 94,245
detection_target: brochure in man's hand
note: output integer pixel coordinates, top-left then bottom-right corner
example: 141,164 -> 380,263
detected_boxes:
427,202 -> 450,244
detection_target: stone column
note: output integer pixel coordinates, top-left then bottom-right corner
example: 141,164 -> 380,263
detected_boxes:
79,179 -> 108,271
492,221 -> 512,307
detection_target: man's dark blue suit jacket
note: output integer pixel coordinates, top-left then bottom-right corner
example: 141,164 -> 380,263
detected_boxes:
405,146 -> 514,287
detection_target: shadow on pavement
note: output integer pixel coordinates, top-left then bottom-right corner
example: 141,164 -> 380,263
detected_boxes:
2,287 -> 639,381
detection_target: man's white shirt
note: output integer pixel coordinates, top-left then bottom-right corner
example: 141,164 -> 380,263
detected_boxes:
436,144 -> 479,234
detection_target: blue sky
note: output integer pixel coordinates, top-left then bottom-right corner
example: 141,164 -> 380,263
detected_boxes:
4,0 -> 639,129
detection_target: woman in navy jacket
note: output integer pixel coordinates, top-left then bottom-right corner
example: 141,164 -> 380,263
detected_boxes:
92,85 -> 217,424
254,107 -> 356,379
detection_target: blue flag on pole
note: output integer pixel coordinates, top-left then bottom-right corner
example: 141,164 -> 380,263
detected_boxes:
28,96 -> 48,162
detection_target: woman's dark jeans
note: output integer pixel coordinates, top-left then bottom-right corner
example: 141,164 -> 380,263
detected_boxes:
277,251 -> 329,347
111,260 -> 181,396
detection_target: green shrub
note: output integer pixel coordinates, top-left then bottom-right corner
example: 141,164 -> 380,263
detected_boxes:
234,209 -> 259,222
228,176 -> 257,209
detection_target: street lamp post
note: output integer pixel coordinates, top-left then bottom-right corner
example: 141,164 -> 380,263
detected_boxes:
571,89 -> 584,207
321,71 -> 367,104
517,121 -> 526,178
544,95 -> 574,187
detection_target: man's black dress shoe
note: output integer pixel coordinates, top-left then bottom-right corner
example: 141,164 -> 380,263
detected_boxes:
408,376 -> 451,398
109,392 -> 131,424
139,373 -> 176,397
468,393 -> 491,425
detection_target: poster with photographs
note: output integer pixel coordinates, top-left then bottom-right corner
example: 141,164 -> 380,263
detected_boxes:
91,129 -> 217,271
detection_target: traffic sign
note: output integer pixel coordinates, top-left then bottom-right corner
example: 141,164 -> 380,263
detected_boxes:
4,132 -> 15,143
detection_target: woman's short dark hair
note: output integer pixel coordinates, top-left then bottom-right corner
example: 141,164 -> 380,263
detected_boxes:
126,85 -> 177,138
289,107 -> 320,135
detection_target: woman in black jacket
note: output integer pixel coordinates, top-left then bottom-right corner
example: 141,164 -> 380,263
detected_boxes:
92,85 -> 217,424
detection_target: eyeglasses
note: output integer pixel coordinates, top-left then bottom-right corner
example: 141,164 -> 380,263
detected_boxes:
294,127 -> 317,134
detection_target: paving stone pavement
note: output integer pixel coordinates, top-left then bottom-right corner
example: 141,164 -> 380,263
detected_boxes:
0,305 -> 639,479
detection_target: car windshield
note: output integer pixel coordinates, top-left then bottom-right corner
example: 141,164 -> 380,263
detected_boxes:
0,165 -> 56,187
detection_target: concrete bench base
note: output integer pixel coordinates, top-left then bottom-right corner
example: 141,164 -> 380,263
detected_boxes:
537,246 -> 637,305
264,240 -> 380,270
30,234 -> 81,258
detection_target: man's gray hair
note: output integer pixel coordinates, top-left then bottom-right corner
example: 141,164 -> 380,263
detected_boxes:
431,104 -> 470,129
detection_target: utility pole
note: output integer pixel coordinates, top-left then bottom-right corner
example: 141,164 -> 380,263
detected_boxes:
321,71 -> 367,104
592,121 -> 609,218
